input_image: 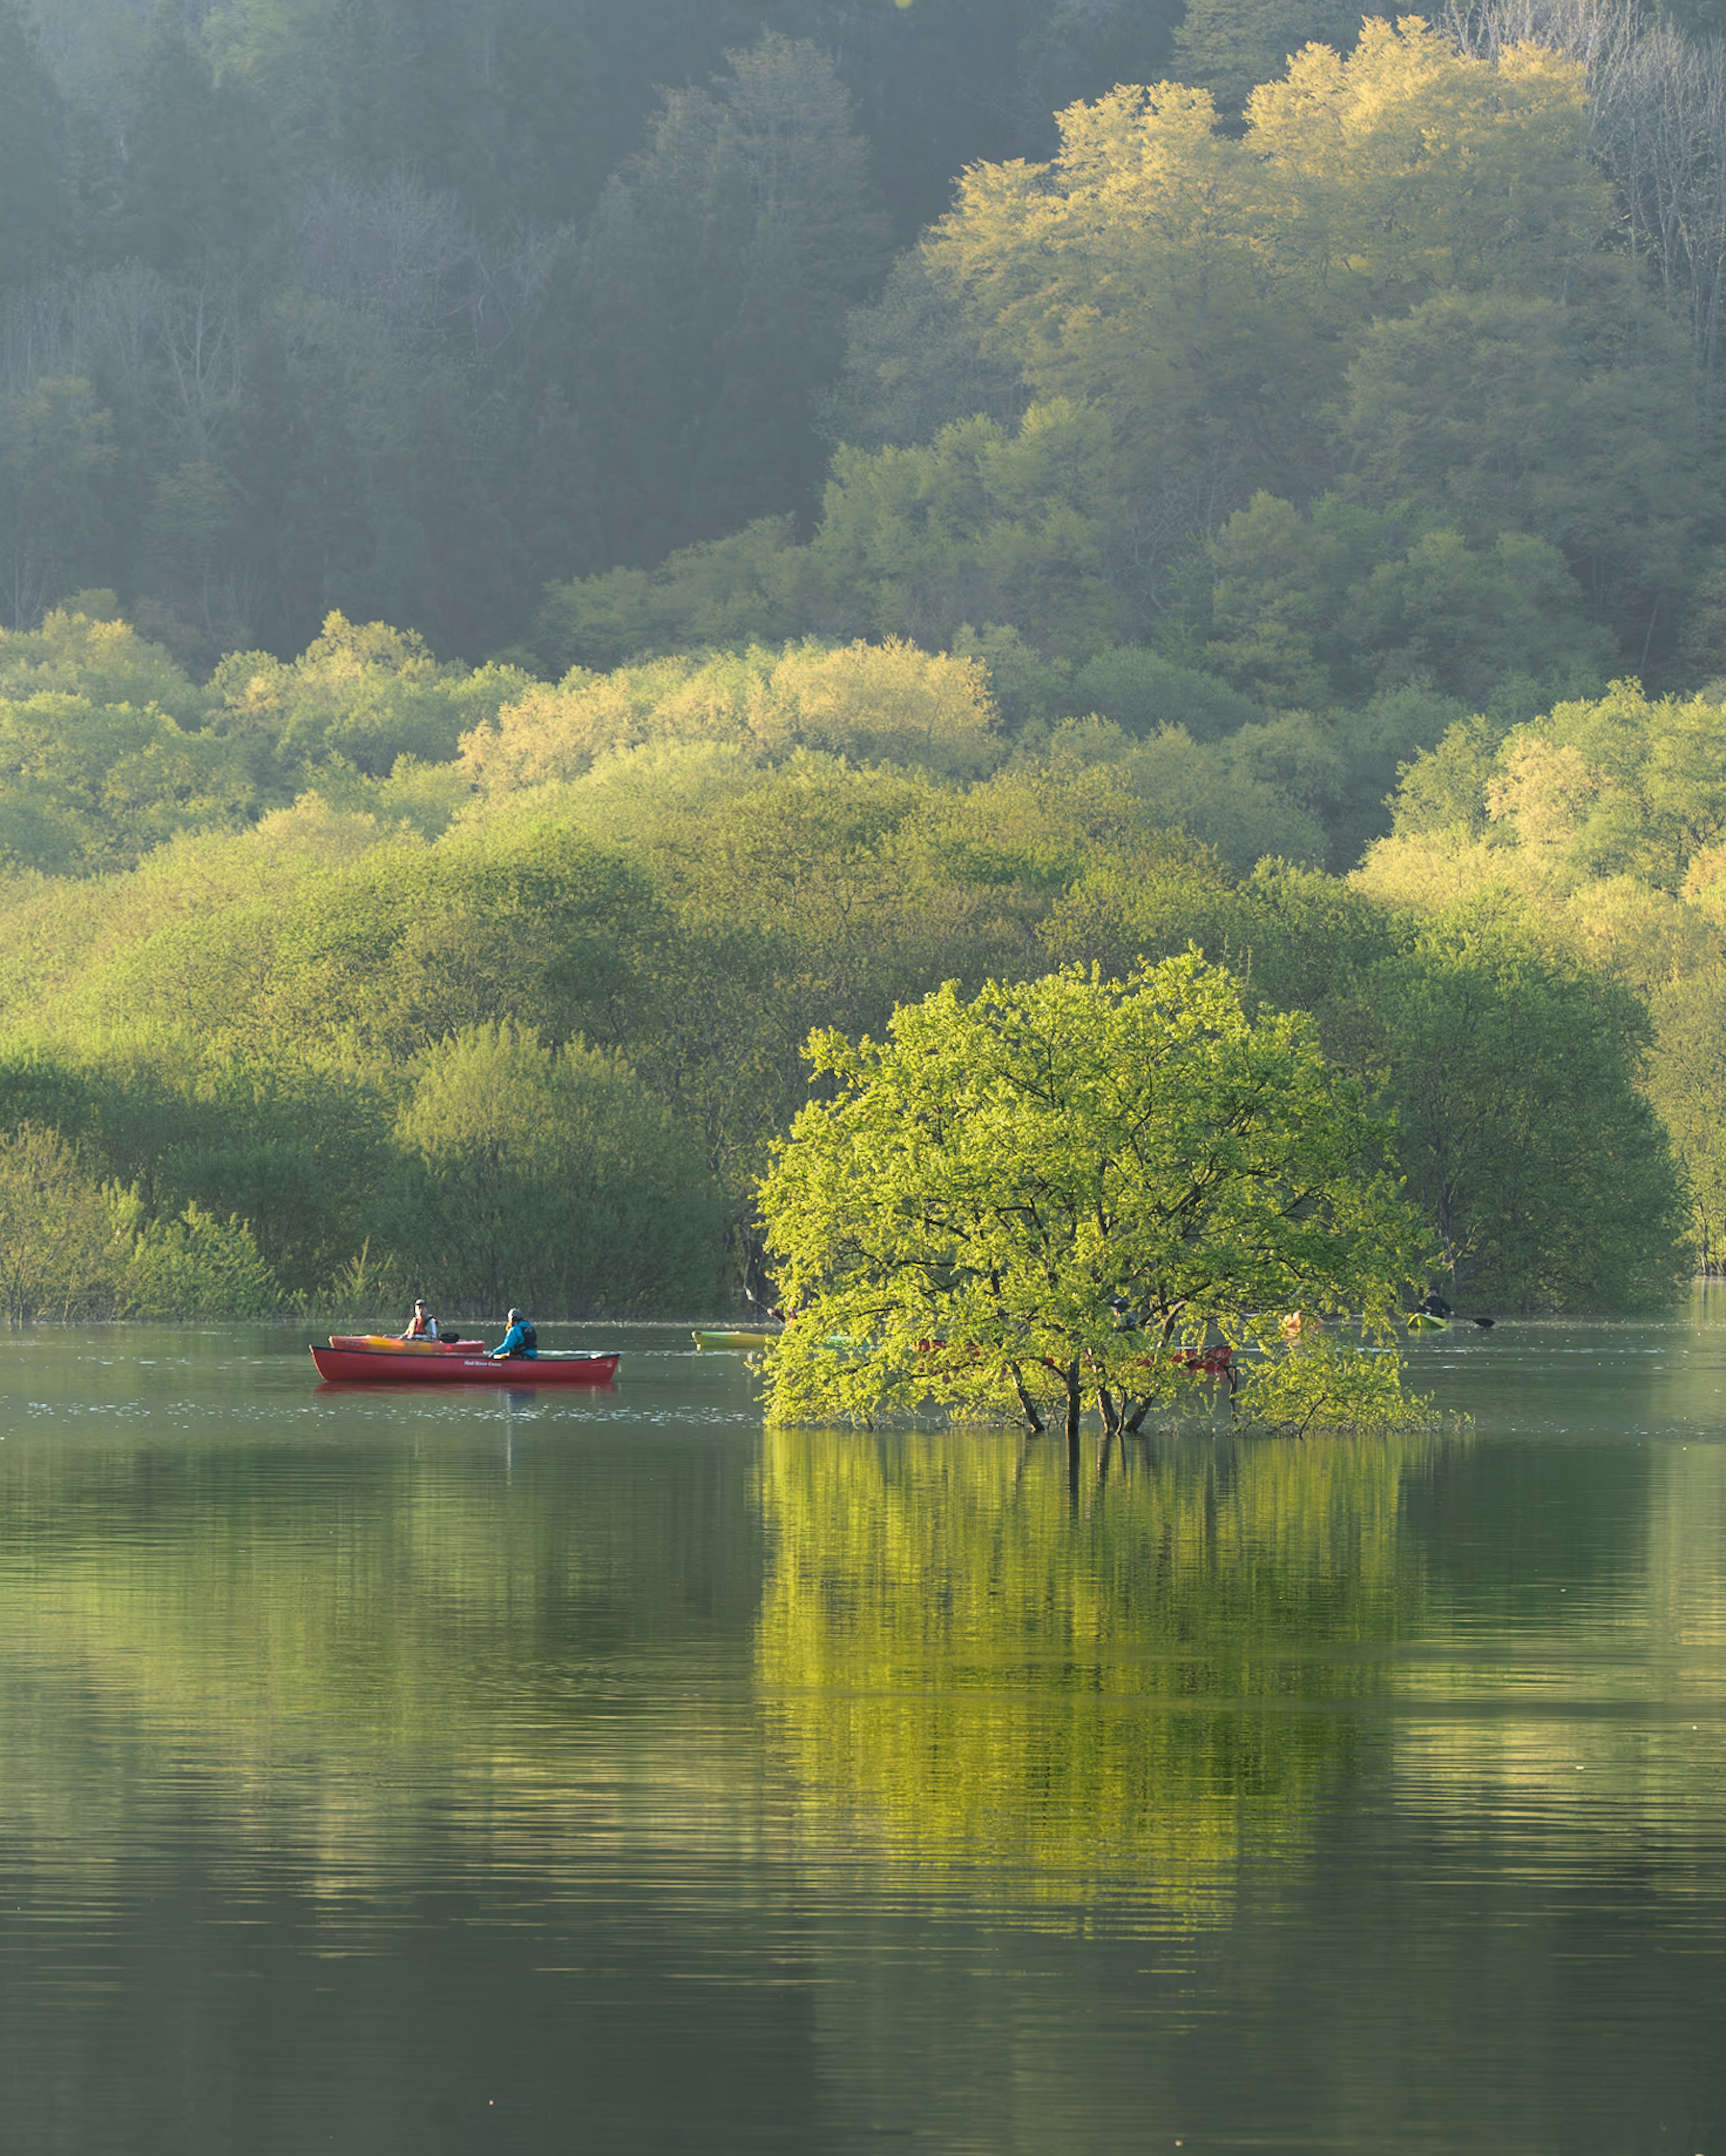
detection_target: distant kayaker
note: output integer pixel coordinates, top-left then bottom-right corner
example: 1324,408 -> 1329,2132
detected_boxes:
1419,1289 -> 1454,1319
490,1309 -> 538,1360
400,1299 -> 440,1340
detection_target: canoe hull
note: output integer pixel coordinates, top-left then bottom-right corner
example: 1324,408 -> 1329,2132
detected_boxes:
692,1329 -> 780,1350
310,1344 -> 618,1385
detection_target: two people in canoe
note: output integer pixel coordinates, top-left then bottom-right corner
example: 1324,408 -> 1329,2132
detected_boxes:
399,1297 -> 519,1352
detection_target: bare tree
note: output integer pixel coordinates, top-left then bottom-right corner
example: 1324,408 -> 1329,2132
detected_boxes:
1443,0 -> 1726,386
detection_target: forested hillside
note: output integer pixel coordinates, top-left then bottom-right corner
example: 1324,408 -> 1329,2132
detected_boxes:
4,0 -> 1201,663
2,0 -> 1724,1318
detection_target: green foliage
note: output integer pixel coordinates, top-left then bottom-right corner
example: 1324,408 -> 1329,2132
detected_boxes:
1202,494 -> 1616,709
809,403 -> 1130,658
13,0 -> 1717,1321
0,1 -> 70,290
1243,1329 -> 1423,1439
116,3 -> 278,275
1386,714 -> 1508,844
918,26 -> 1606,550
210,614 -> 534,783
1042,857 -> 1695,1309
0,1124 -> 120,1321
391,1024 -> 725,1316
460,638 -> 1002,789
759,955 -> 1430,1437
1337,286 -> 1706,631
115,1196 -> 281,1317
817,250 -> 1025,455
1646,968 -> 1726,1271
1378,680 -> 1726,894
88,814 -> 660,1064
1355,532 -> 1619,711
8,0 -> 1726,701
1067,643 -> 1270,743
0,380 -> 119,629
533,401 -> 1134,668
1170,0 -> 1363,119
536,16 -> 1674,720
569,34 -> 889,564
1367,681 -> 1726,1276
531,518 -> 808,674
0,1024 -> 400,1296
0,614 -> 1703,1317
1367,899 -> 1692,1309
1021,716 -> 1330,874
0,691 -> 253,873
0,603 -> 208,722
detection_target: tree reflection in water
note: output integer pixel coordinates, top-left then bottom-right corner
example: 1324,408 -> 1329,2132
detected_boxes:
754,1424 -> 1455,1929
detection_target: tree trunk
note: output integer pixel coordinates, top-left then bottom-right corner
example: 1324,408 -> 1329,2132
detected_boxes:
1011,1366 -> 1044,1433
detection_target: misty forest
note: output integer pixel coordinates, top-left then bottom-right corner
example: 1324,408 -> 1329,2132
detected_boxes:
3,0 -> 1726,1318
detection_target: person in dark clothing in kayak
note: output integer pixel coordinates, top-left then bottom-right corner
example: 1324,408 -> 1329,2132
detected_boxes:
1420,1289 -> 1454,1319
490,1309 -> 538,1359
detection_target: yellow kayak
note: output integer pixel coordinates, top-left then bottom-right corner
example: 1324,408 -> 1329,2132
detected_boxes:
328,1333 -> 485,1354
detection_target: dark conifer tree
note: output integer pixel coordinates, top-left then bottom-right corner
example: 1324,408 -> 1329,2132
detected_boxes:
225,318 -> 372,654
326,0 -> 489,205
1016,0 -> 1186,142
1170,0 -> 1362,120
487,0 -> 767,229
116,3 -> 281,276
0,0 -> 71,293
569,34 -> 888,565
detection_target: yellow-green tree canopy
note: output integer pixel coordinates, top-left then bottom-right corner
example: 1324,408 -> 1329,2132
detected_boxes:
458,637 -> 1001,789
1368,679 -> 1726,913
759,953 -> 1432,1442
209,612 -> 534,778
919,22 -> 1604,508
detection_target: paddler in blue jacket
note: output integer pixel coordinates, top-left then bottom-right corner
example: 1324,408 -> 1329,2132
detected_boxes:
490,1309 -> 538,1359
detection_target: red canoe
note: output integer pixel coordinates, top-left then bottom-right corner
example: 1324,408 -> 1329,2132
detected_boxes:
310,1343 -> 620,1385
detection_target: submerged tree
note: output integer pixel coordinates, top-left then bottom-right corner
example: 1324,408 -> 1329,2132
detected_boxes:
758,954 -> 1432,1446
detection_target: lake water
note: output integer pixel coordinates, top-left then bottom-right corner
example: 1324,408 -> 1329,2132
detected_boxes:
0,1307 -> 1724,2154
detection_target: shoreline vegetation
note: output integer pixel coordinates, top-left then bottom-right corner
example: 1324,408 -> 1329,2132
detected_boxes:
4,4 -> 1726,1332
0,614 -> 1701,1330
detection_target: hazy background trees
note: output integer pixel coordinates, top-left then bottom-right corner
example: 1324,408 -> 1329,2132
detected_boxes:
17,0 -> 1726,684
5,0 -> 1726,1312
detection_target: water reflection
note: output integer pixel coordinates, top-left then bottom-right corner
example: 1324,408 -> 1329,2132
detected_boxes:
755,1424 -> 1451,1928
0,1397 -> 763,1888
0,1321 -> 1723,2154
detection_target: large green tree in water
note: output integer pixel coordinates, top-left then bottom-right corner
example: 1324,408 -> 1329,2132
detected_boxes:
758,954 -> 1431,1444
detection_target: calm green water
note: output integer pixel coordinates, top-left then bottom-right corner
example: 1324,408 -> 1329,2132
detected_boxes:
1,1309 -> 1724,2154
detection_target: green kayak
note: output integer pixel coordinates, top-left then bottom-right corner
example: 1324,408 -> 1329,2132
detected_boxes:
1407,1312 -> 1450,1332
691,1329 -> 863,1354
